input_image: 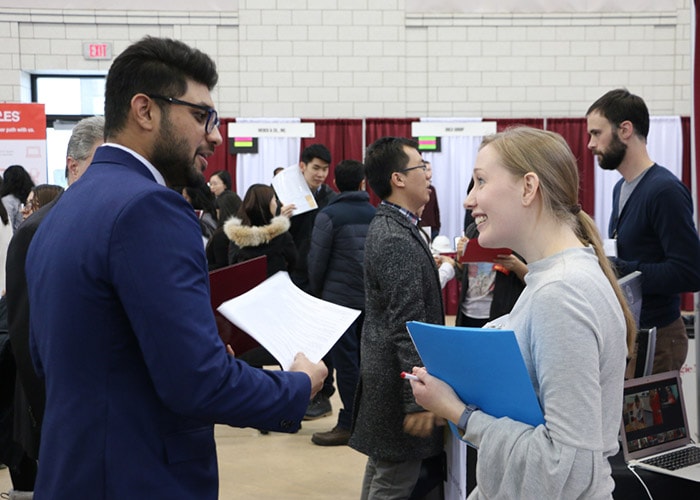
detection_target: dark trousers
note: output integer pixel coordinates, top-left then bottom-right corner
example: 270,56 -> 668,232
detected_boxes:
9,454 -> 38,491
456,315 -> 488,328
330,313 -> 363,429
320,355 -> 336,400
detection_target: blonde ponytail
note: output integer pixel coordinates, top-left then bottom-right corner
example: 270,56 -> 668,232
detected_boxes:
576,211 -> 637,355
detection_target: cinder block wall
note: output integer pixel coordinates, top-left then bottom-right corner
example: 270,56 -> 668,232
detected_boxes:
0,0 -> 692,118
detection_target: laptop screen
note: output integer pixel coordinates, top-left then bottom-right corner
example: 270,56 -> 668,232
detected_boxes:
620,371 -> 691,461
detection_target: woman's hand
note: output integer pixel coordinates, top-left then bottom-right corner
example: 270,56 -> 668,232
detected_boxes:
434,255 -> 455,268
409,367 -> 467,426
456,236 -> 469,258
493,254 -> 528,282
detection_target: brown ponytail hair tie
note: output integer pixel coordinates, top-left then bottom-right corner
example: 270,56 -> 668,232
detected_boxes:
571,204 -> 582,215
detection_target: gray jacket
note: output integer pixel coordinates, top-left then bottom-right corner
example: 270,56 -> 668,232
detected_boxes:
349,203 -> 445,462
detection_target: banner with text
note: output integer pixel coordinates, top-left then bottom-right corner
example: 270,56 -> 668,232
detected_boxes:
0,103 -> 47,185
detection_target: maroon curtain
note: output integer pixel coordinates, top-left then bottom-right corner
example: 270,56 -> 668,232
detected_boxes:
484,118 -> 545,132
365,118 -> 416,142
681,116 -> 691,191
681,116 -> 693,311
206,118 -> 365,195
546,118 -> 595,217
203,118 -> 238,191
301,118 -> 364,193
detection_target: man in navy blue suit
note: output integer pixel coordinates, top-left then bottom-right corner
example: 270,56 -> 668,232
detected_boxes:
25,37 -> 326,499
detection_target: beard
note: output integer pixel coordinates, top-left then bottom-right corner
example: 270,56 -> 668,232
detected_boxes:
597,132 -> 627,171
151,113 -> 201,188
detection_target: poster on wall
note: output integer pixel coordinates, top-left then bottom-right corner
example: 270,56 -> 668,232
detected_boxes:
0,103 -> 47,185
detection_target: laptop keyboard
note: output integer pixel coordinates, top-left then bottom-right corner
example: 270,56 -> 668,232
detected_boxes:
641,446 -> 700,471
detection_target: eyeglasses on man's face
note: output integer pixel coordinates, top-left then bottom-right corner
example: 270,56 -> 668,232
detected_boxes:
398,164 -> 427,174
147,94 -> 220,135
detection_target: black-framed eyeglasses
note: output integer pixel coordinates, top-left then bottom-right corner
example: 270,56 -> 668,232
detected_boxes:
398,164 -> 427,174
147,94 -> 220,134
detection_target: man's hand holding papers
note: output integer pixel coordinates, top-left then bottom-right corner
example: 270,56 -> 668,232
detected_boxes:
217,271 -> 361,371
289,352 -> 328,399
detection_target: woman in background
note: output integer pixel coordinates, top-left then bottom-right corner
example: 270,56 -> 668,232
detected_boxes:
410,127 -> 636,499
209,170 -> 232,198
1,165 -> 34,231
182,183 -> 218,243
209,170 -> 243,221
206,191 -> 245,271
225,184 -> 296,277
20,184 -> 64,221
0,202 -> 11,294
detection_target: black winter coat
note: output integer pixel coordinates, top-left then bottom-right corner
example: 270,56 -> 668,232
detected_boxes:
307,191 -> 375,308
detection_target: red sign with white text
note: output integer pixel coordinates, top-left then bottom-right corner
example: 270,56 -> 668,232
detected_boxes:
0,103 -> 46,140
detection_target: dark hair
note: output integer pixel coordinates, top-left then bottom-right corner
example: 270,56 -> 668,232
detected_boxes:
0,197 -> 7,225
0,164 -> 35,203
216,190 -> 242,226
182,176 -> 217,221
586,88 -> 650,140
364,137 -> 417,200
334,159 -> 365,192
238,184 -> 276,227
104,36 -> 218,138
301,143 -> 331,165
463,178 -> 476,234
210,170 -> 232,191
32,184 -> 64,209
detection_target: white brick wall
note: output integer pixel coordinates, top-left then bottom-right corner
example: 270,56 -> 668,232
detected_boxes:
0,1 -> 692,118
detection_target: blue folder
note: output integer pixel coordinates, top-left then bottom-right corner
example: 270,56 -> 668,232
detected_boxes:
406,321 -> 545,428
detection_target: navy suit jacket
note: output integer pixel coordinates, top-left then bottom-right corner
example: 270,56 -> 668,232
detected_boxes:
26,146 -> 310,499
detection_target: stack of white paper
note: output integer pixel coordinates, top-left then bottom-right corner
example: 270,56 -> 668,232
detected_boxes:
217,271 -> 361,370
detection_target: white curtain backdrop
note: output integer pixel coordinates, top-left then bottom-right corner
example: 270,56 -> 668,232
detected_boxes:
234,117 -> 301,198
420,117 -> 484,246
594,116 -> 683,237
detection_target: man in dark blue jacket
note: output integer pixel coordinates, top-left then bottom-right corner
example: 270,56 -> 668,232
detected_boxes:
308,159 -> 376,445
587,89 -> 700,373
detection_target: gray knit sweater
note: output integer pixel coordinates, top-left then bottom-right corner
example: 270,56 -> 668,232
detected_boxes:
465,247 -> 627,499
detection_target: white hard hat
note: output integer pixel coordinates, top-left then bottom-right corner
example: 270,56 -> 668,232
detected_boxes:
430,235 -> 454,254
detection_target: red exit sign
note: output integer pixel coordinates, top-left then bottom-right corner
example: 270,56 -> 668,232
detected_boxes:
82,42 -> 113,60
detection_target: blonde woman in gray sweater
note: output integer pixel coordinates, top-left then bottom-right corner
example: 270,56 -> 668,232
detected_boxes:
410,127 -> 636,499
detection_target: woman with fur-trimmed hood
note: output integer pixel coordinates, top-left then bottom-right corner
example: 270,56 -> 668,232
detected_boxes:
224,184 -> 297,277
